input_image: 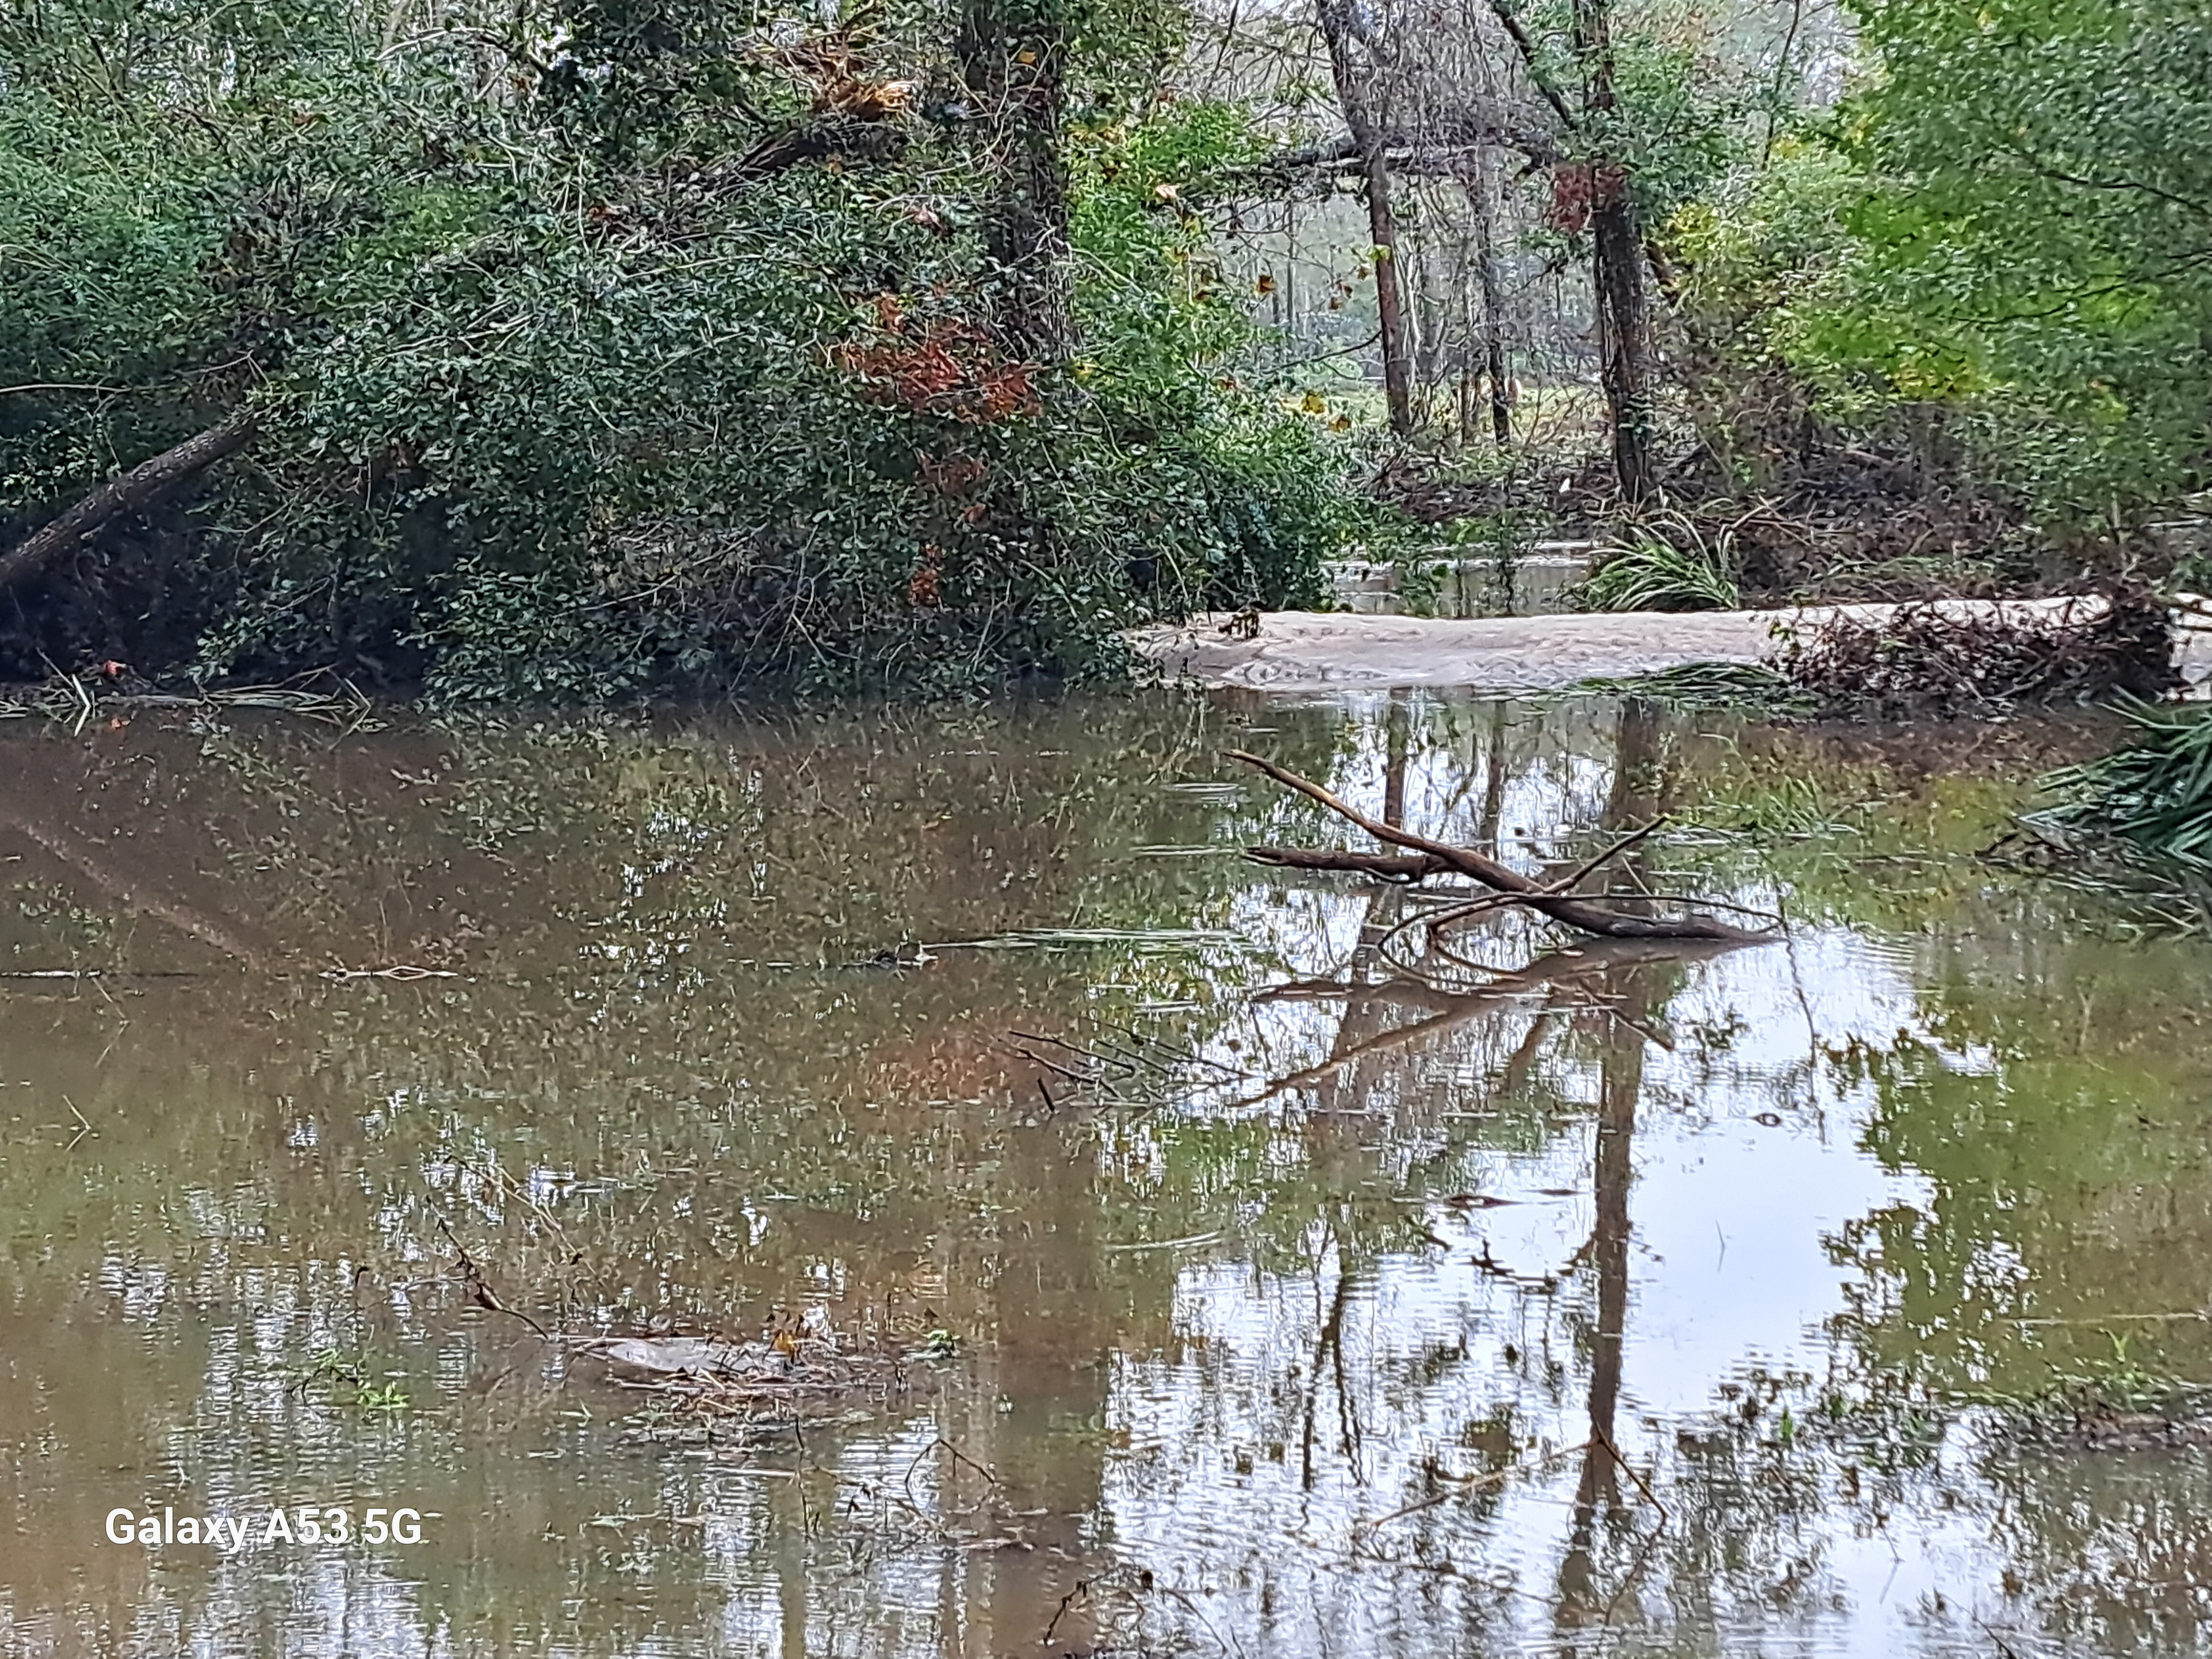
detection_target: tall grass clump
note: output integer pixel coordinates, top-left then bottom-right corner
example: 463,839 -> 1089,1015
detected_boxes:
2037,700 -> 2212,870
1569,512 -> 1741,613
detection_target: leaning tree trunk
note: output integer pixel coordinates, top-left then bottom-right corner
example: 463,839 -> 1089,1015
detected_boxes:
1318,0 -> 1415,438
0,409 -> 257,600
958,0 -> 1072,359
1570,0 -> 1656,503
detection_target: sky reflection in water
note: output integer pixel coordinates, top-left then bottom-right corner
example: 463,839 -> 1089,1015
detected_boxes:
1,689 -> 2209,1658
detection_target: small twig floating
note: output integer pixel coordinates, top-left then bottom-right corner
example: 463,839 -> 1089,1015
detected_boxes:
1229,751 -> 1772,944
321,965 -> 461,981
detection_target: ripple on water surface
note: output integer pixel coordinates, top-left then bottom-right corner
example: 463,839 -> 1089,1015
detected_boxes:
0,690 -> 2207,1659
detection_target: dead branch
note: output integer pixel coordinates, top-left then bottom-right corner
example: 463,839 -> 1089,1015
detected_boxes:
0,408 -> 257,598
712,113 -> 911,187
1239,111 -> 1565,178
1547,814 -> 1669,893
1229,750 -> 1770,943
439,1217 -> 552,1340
1480,0 -> 1580,134
1236,937 -> 1740,1111
1247,846 -> 1450,882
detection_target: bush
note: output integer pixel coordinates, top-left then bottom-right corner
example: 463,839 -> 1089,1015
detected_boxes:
1569,513 -> 1741,612
0,1 -> 1359,698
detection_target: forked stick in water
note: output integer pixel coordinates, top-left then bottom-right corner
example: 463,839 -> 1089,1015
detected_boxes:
1230,750 -> 1770,944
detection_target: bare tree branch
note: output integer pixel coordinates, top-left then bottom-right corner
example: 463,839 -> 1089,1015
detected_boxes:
1238,111 -> 1564,177
1480,0 -> 1580,135
1231,750 -> 1770,943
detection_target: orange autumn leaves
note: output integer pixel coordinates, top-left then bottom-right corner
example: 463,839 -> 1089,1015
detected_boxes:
832,294 -> 1042,425
829,297 -> 1038,610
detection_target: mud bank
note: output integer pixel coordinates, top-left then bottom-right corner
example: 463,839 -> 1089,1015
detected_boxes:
1133,597 -> 2212,692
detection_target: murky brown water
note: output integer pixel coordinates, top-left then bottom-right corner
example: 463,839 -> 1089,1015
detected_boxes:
3,690 -> 2211,1658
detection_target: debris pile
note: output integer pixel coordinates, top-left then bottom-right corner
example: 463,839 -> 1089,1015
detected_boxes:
1770,592 -> 2177,720
573,1330 -> 925,1444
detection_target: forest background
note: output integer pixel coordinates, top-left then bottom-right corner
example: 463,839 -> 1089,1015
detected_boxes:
0,0 -> 2204,698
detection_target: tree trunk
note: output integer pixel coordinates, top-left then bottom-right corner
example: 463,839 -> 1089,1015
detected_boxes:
1592,199 -> 1656,501
1412,222 -> 1457,431
1366,156 -> 1416,436
1318,0 -> 1415,437
1470,150 -> 1514,447
957,0 -> 1072,359
0,409 -> 257,599
1571,0 -> 1656,502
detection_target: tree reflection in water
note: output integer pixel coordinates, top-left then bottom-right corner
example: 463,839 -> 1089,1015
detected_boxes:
1,691 -> 2209,1657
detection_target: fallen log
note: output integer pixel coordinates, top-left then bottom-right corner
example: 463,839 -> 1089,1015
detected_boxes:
1230,749 -> 1770,944
1235,108 -> 1565,178
0,408 -> 257,599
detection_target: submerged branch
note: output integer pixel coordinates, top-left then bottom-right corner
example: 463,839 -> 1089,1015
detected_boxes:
1247,846 -> 1449,882
1229,751 -> 1770,943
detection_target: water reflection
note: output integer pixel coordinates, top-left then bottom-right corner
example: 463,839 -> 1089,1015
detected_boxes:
1,692 -> 2207,1658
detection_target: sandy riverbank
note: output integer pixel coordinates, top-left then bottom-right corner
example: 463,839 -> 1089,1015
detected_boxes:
1132,597 -> 2212,693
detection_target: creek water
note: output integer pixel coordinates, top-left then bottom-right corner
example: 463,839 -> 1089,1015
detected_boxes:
1,689 -> 2209,1658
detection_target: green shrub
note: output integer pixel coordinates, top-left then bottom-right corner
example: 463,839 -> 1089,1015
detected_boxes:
1569,514 -> 1741,613
0,0 -> 1358,698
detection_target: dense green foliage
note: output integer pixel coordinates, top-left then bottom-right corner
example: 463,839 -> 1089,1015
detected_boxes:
2038,700 -> 2212,872
8,0 -> 2209,697
1827,0 -> 2211,521
0,0 -> 1355,696
1673,2 -> 2211,539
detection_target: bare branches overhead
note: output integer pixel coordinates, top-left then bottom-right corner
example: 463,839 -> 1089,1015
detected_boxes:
1239,109 -> 1563,181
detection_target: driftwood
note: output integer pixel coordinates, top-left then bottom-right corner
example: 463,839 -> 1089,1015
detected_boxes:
0,408 -> 257,598
1770,591 -> 2178,719
1231,750 -> 1770,944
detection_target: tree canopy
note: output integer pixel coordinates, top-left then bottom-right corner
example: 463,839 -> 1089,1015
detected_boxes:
1,0 -> 2207,693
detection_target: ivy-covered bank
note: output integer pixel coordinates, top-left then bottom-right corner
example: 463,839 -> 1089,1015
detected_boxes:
0,0 -> 1359,697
